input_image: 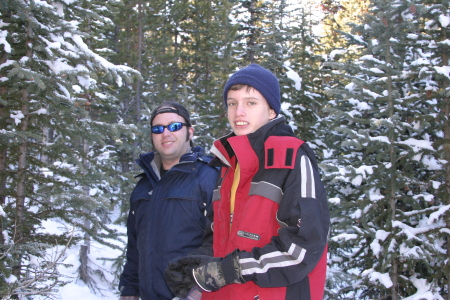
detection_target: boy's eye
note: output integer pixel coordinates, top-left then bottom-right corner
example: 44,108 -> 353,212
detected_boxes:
248,101 -> 256,106
228,102 -> 237,106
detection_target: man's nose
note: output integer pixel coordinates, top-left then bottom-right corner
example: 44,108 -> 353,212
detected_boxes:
162,127 -> 172,135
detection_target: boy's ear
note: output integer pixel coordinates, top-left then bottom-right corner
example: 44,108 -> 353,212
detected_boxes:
269,109 -> 276,120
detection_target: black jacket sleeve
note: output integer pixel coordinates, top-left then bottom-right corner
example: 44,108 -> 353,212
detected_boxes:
189,181 -> 216,257
118,200 -> 140,296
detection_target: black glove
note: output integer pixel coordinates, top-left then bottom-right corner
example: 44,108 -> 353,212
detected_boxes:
165,251 -> 245,297
165,256 -> 201,298
191,250 -> 245,292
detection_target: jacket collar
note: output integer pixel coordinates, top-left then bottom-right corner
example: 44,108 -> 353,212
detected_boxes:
210,116 -> 293,167
136,146 -> 209,180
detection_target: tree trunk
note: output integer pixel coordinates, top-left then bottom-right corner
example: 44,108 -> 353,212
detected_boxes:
386,40 -> 398,300
13,89 -> 31,279
12,17 -> 33,278
41,126 -> 49,164
0,2 -> 10,246
133,0 -> 143,159
79,139 -> 91,284
248,0 -> 256,63
0,85 -> 7,246
441,31 -> 450,300
78,8 -> 93,285
443,82 -> 450,300
0,148 -> 7,245
172,22 -> 179,96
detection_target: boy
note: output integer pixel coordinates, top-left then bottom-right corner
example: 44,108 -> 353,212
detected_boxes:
165,64 -> 330,300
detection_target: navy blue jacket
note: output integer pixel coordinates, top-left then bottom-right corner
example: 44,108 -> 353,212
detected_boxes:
119,146 -> 219,300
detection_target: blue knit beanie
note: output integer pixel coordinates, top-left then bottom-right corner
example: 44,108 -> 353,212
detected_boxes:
223,64 -> 281,116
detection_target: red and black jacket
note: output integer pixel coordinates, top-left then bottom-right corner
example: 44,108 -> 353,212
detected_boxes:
195,116 -> 330,300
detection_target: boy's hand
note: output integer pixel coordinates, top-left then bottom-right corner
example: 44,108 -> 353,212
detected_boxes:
165,256 -> 201,298
190,250 -> 245,292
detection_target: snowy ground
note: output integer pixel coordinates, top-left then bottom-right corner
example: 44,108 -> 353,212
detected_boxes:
33,221 -> 127,300
23,207 -> 442,300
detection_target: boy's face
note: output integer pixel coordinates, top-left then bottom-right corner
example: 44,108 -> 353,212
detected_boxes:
226,87 -> 276,136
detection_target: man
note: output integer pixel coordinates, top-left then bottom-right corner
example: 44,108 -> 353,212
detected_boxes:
165,64 -> 330,300
119,101 -> 219,300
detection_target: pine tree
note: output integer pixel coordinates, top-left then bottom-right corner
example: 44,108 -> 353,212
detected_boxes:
320,0 -> 370,54
323,0 -> 445,298
225,0 -> 329,147
183,0 -> 238,148
229,0 -> 267,64
109,0 -> 148,164
111,0 -> 237,151
69,0 -> 142,290
278,2 -> 329,146
408,0 -> 450,297
0,0 -> 138,296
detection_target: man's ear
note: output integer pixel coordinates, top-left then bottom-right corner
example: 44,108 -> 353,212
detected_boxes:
188,126 -> 195,141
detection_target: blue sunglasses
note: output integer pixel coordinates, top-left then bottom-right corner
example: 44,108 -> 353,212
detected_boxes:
151,122 -> 187,134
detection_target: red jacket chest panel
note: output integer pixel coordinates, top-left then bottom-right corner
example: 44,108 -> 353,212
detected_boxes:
212,135 -> 305,256
264,136 -> 304,169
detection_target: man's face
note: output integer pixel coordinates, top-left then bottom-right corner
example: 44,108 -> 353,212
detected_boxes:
151,112 -> 193,165
226,87 -> 276,136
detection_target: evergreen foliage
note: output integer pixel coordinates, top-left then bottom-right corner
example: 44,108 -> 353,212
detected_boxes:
413,0 -> 450,295
321,0 -> 370,53
323,0 -> 448,298
0,0 -> 138,296
279,2 -> 328,147
1,0 -> 448,298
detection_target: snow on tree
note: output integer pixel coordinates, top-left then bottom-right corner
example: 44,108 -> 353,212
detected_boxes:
0,0 -> 139,296
322,0 -> 447,298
